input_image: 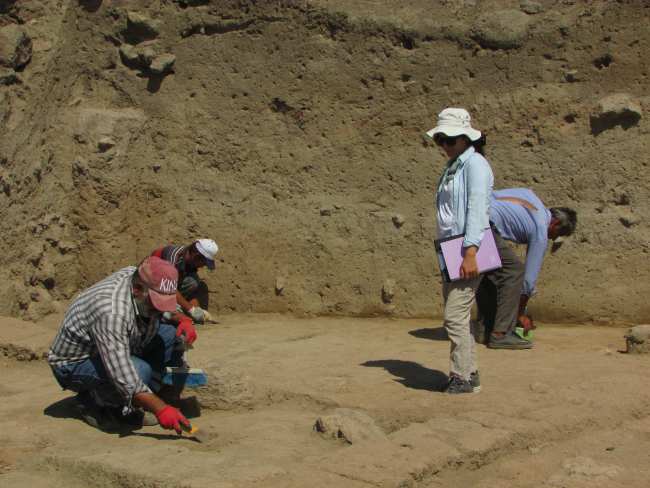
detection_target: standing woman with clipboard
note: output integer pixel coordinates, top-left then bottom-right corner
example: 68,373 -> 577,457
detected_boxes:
427,108 -> 494,394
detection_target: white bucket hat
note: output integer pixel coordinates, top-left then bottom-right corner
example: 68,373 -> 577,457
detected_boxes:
196,238 -> 218,270
426,108 -> 482,141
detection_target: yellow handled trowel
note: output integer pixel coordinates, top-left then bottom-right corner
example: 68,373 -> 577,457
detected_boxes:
179,421 -> 211,443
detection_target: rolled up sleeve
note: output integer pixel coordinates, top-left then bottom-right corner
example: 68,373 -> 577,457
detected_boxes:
462,156 -> 493,249
91,314 -> 152,412
522,239 -> 548,297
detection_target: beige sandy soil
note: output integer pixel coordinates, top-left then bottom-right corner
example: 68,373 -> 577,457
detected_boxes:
1,314 -> 649,488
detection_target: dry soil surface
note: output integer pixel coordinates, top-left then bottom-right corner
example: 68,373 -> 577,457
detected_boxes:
1,313 -> 649,487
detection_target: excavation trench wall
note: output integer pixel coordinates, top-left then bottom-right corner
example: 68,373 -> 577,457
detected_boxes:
0,0 -> 648,324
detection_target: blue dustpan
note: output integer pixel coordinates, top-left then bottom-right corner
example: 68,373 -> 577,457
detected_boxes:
162,335 -> 208,387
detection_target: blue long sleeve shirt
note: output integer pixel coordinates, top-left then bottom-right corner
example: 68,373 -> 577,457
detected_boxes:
436,146 -> 494,249
489,189 -> 551,297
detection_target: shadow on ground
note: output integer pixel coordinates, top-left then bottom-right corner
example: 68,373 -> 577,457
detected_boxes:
43,396 -> 200,440
119,431 -> 197,441
43,397 -> 139,434
409,327 -> 449,341
43,396 -> 79,419
361,359 -> 448,392
590,114 -> 640,136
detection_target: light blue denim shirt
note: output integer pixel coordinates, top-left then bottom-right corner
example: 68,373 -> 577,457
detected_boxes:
436,146 -> 494,249
489,189 -> 552,297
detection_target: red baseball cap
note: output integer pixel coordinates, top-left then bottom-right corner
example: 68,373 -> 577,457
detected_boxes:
137,257 -> 178,313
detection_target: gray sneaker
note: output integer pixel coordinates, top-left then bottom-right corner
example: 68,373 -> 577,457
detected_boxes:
443,375 -> 473,394
488,332 -> 534,350
76,405 -> 121,431
469,370 -> 482,393
112,407 -> 158,427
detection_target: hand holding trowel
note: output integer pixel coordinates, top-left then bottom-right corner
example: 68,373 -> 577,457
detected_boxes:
156,406 -> 212,443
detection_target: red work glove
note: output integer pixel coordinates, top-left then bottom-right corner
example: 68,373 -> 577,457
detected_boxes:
156,405 -> 188,434
176,317 -> 197,344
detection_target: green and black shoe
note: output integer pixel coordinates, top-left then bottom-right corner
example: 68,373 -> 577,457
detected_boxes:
488,332 -> 534,350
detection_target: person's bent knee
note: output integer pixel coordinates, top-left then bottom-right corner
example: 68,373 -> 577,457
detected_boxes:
131,357 -> 152,384
514,264 -> 526,284
179,273 -> 199,299
157,323 -> 178,349
513,259 -> 526,273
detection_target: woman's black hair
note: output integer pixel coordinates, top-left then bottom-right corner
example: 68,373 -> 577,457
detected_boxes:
187,242 -> 198,254
469,133 -> 487,156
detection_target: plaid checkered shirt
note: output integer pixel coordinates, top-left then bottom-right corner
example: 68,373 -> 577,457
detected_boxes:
48,267 -> 160,411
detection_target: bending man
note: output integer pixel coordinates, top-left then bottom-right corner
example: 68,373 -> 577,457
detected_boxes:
474,188 -> 577,349
148,238 -> 219,324
49,257 -> 196,431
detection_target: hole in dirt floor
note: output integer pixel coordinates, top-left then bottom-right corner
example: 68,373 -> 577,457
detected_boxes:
14,61 -> 28,72
79,0 -> 102,12
269,98 -> 294,115
400,36 -> 415,50
120,23 -> 158,46
590,115 -> 640,136
179,0 -> 211,8
594,54 -> 614,70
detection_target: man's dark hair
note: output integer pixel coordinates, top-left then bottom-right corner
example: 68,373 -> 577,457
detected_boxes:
131,270 -> 145,287
550,207 -> 578,235
187,242 -> 198,254
131,270 -> 150,296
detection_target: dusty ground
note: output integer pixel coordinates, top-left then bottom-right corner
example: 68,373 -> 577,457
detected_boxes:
1,1 -> 648,485
1,314 -> 648,487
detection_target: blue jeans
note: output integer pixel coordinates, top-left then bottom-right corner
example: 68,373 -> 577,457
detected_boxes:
53,323 -> 180,409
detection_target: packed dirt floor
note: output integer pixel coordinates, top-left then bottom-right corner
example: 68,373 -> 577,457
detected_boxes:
1,314 -> 648,488
1,1 -> 649,486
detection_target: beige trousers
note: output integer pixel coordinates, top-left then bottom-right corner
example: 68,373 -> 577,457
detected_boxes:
442,275 -> 483,380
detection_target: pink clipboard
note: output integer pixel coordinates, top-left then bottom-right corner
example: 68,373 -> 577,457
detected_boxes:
435,228 -> 502,282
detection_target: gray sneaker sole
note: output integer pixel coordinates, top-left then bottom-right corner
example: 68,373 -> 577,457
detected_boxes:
77,407 -> 121,430
444,388 -> 473,394
116,412 -> 158,427
487,341 -> 534,350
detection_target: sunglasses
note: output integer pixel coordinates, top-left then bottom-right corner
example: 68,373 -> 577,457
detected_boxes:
434,135 -> 460,147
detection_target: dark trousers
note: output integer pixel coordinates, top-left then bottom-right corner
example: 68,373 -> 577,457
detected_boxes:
161,273 -> 200,323
474,226 -> 526,344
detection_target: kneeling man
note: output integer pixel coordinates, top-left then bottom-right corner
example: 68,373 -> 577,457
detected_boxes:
49,257 -> 195,431
148,239 -> 218,324
474,188 -> 577,349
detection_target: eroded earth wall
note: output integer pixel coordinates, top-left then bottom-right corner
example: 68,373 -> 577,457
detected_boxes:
0,0 -> 648,324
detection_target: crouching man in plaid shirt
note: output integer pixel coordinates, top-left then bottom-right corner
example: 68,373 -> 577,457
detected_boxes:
48,257 -> 196,432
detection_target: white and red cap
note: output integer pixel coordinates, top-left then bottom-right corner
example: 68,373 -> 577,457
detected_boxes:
196,239 -> 218,270
137,257 -> 178,312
